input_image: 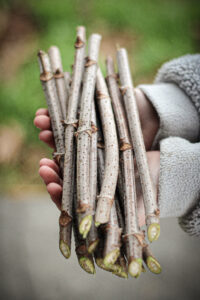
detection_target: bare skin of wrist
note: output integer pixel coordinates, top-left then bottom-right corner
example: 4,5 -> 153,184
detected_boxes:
34,88 -> 160,227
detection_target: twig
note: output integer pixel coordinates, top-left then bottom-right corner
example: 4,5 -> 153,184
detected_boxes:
143,244 -> 161,274
87,100 -> 99,251
38,50 -> 65,173
76,34 -> 101,236
106,56 -> 143,277
64,71 -> 71,96
59,26 -> 86,258
48,46 -> 68,119
117,48 -> 160,242
97,135 -> 121,266
95,68 -> 119,224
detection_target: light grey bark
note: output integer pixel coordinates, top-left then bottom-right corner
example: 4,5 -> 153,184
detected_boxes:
117,48 -> 160,242
76,34 -> 101,216
38,50 -> 65,173
48,46 -> 68,119
106,56 -> 143,277
95,68 -> 119,224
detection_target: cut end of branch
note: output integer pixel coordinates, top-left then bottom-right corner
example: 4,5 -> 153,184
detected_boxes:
79,215 -> 93,239
79,257 -> 96,274
128,258 -> 142,278
103,248 -> 120,266
95,221 -> 101,227
88,239 -> 100,254
146,256 -> 162,274
148,223 -> 160,242
59,240 -> 71,259
113,270 -> 128,279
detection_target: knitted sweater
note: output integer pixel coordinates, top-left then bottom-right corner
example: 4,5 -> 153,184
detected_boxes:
139,54 -> 200,236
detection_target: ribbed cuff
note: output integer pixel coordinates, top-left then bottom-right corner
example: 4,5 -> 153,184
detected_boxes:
158,137 -> 200,218
138,83 -> 199,149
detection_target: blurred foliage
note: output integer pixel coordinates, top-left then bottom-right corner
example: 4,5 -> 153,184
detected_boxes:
0,0 -> 199,189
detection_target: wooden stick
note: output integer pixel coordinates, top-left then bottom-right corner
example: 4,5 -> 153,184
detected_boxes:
117,48 -> 160,242
64,71 -> 71,96
38,50 -> 65,173
48,46 -> 68,119
95,68 -> 119,224
59,26 -> 86,258
143,244 -> 161,274
97,135 -> 121,266
106,56 -> 143,278
87,100 -> 99,250
76,34 -> 101,235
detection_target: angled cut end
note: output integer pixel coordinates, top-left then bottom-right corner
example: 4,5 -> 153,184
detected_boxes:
79,215 -> 93,239
148,223 -> 160,242
59,240 -> 71,259
103,248 -> 120,267
128,258 -> 142,278
79,257 -> 96,274
88,239 -> 100,254
147,256 -> 162,274
113,270 -> 128,279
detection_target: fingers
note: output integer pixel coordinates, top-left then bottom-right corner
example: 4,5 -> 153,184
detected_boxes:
40,158 -> 60,174
34,115 -> 51,130
39,165 -> 62,185
39,160 -> 63,210
39,130 -> 55,149
35,108 -> 49,116
47,182 -> 62,210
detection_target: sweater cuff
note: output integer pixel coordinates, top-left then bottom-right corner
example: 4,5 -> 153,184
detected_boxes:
158,137 -> 200,218
138,83 -> 199,149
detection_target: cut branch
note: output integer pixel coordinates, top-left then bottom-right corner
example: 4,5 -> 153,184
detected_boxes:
59,26 -> 86,258
142,244 -> 161,274
76,34 -> 101,235
48,46 -> 68,119
87,100 -> 99,250
117,48 -> 160,242
95,68 -> 119,224
97,137 -> 121,266
106,56 -> 143,278
38,50 -> 65,173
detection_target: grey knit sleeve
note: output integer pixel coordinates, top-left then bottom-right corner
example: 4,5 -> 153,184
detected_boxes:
155,54 -> 200,115
139,54 -> 200,237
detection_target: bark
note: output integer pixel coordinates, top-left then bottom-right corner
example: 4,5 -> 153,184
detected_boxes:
38,50 -> 65,173
48,46 -> 68,119
87,100 -> 99,251
76,33 -> 101,223
73,173 -> 95,274
117,48 -> 160,242
142,244 -> 161,274
58,27 -> 86,257
97,139 -> 121,266
64,71 -> 71,96
106,56 -> 143,277
95,68 -> 119,224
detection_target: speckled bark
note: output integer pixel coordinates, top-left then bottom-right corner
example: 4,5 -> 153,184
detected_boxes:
117,48 -> 160,242
76,33 -> 101,216
38,50 -> 65,173
97,141 -> 121,265
58,27 -> 86,256
87,100 -> 99,250
95,68 -> 119,224
106,56 -> 143,276
64,71 -> 71,96
48,46 -> 68,119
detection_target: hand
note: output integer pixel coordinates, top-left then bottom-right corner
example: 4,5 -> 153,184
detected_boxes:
34,89 -> 160,226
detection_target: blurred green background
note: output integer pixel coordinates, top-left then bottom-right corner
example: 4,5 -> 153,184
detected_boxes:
0,0 -> 199,193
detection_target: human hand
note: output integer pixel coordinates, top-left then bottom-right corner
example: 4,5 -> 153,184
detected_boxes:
34,89 -> 160,226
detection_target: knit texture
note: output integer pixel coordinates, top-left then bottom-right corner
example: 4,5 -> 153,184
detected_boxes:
155,54 -> 200,116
